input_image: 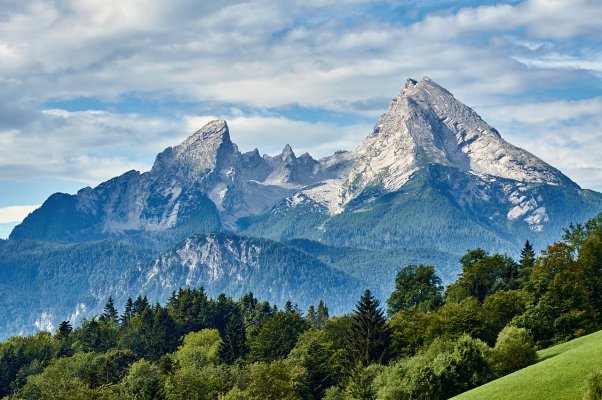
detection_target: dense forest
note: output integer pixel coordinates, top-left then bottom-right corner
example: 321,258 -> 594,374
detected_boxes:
1,212 -> 601,399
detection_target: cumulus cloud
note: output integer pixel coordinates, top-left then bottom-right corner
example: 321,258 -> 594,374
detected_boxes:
0,0 -> 600,194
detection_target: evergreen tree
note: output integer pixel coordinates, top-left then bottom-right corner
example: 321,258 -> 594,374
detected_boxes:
306,305 -> 318,328
101,296 -> 118,322
55,320 -> 73,357
79,318 -> 102,352
133,295 -> 149,316
302,340 -> 334,399
121,297 -> 134,325
56,320 -> 72,340
316,300 -> 329,330
284,300 -> 298,315
219,316 -> 248,364
348,290 -> 391,366
519,240 -> 536,282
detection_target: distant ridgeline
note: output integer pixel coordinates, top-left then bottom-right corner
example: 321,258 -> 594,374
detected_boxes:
1,212 -> 601,399
2,77 -> 601,337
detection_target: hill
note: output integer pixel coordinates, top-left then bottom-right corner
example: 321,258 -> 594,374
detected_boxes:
452,329 -> 602,400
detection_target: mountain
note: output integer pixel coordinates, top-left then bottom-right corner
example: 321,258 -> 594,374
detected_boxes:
239,77 -> 602,254
112,233 -> 363,315
3,77 -> 602,337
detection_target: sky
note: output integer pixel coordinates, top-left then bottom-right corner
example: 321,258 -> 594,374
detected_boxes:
0,0 -> 601,238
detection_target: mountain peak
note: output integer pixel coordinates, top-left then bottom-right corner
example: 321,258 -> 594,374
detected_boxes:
281,144 -> 296,161
180,119 -> 231,149
342,78 -> 578,203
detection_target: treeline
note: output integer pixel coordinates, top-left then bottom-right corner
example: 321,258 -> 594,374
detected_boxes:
1,212 -> 601,399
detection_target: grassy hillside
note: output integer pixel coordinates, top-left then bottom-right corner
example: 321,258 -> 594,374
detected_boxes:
452,329 -> 602,400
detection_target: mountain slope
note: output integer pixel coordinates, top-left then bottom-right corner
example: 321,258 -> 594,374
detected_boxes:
112,233 -> 365,314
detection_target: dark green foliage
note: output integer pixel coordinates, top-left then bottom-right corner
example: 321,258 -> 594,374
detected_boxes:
387,265 -> 443,315
348,290 -> 391,366
98,348 -> 137,385
250,311 -> 309,362
446,249 -> 520,303
317,300 -> 330,330
490,326 -> 537,377
219,317 -> 249,365
519,240 -> 536,282
101,296 -> 118,322
301,340 -> 336,399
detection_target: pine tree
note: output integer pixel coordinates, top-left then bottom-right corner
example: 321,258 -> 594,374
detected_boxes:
56,320 -> 73,339
347,290 -> 391,366
121,298 -> 134,325
302,340 -> 334,399
133,295 -> 149,316
102,296 -> 118,322
306,305 -> 318,328
219,317 -> 248,364
316,300 -> 329,330
56,320 -> 73,357
519,240 -> 536,282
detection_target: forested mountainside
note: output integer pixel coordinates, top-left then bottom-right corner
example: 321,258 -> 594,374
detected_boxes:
1,213 -> 601,399
2,77 -> 602,337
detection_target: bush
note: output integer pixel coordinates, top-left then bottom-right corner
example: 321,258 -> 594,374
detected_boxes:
491,326 -> 537,377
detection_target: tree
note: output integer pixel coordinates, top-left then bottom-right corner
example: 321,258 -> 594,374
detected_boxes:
519,240 -> 536,281
101,296 -> 118,323
121,359 -> 165,400
306,305 -> 318,328
132,295 -> 150,316
56,321 -> 73,357
219,317 -> 249,365
121,298 -> 134,325
347,290 -> 391,366
250,312 -> 309,362
301,340 -> 335,399
490,326 -> 537,377
344,365 -> 377,400
176,329 -> 222,369
317,300 -> 329,330
446,250 -> 520,303
387,265 -> 443,315
242,360 -> 298,400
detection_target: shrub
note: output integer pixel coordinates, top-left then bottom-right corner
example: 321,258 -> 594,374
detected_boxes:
491,326 -> 537,377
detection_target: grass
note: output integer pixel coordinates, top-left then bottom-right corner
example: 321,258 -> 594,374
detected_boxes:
452,329 -> 602,400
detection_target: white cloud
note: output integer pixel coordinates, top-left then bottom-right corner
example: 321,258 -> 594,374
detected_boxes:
0,205 -> 40,224
0,0 -> 599,194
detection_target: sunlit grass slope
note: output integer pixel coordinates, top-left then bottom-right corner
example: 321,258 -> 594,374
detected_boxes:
452,329 -> 602,400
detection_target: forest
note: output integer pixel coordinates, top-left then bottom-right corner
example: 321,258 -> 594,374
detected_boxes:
1,212 -> 601,400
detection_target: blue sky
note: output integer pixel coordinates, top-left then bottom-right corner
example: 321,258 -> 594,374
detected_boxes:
0,0 -> 601,238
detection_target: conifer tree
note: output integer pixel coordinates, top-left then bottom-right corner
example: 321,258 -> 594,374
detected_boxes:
121,298 -> 134,325
306,305 -> 318,328
219,316 -> 248,364
102,296 -> 118,322
302,340 -> 334,399
56,320 -> 73,339
133,295 -> 149,315
348,290 -> 391,366
316,300 -> 329,330
519,240 -> 536,282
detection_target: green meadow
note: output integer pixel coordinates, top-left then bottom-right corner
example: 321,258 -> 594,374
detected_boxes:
453,329 -> 602,400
